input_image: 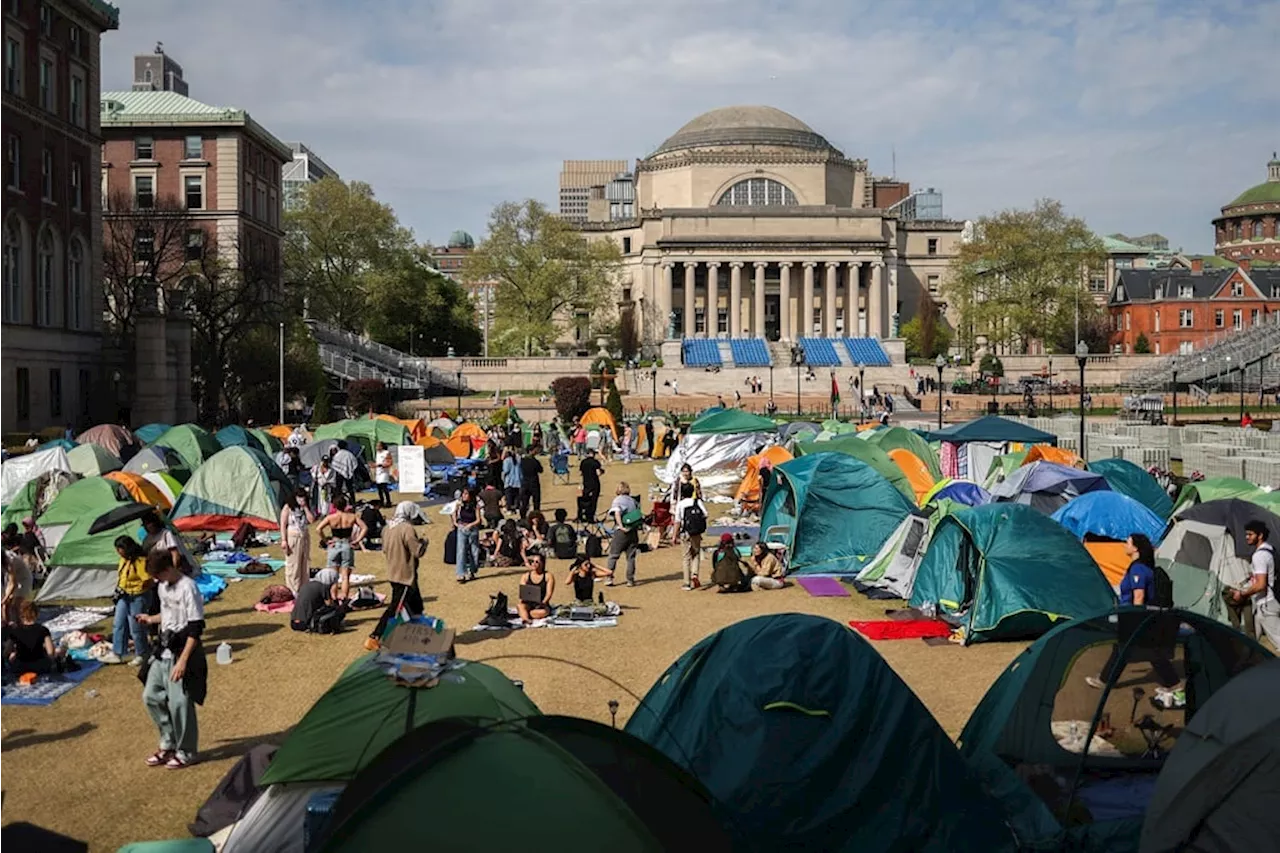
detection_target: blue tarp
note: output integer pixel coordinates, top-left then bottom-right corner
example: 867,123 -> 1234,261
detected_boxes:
933,481 -> 992,507
1051,491 -> 1165,543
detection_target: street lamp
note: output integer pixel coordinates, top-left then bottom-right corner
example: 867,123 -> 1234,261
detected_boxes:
857,362 -> 866,424
1239,359 -> 1247,425
792,346 -> 805,417
1075,340 -> 1089,457
456,368 -> 463,416
934,354 -> 946,430
649,367 -> 657,412
769,364 -> 774,405
1170,356 -> 1178,426
1047,355 -> 1054,413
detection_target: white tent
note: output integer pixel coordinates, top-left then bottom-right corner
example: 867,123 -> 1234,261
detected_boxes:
656,431 -> 774,491
853,514 -> 932,599
217,782 -> 340,853
1156,518 -> 1258,624
0,447 -> 71,505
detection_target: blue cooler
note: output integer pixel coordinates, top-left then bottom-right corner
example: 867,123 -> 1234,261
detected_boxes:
303,790 -> 342,852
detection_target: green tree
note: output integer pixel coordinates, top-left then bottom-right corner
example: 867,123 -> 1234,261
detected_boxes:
230,320 -> 325,422
463,200 -> 622,355
604,382 -> 624,425
312,386 -> 333,424
364,250 -> 482,356
1134,333 -> 1151,354
901,290 -> 952,359
283,178 -> 414,331
945,199 -> 1105,354
550,376 -> 592,422
979,354 -> 1004,378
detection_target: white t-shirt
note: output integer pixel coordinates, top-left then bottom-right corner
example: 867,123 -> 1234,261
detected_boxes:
159,574 -> 204,634
146,529 -> 181,554
610,494 -> 638,524
375,449 -> 393,484
1252,542 -> 1275,610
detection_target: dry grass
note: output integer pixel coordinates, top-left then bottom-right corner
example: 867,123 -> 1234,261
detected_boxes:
1,460 -> 1024,851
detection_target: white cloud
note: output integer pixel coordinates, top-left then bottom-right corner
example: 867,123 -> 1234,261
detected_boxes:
101,0 -> 1279,251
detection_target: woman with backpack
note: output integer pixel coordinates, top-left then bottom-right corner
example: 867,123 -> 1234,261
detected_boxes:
1086,533 -> 1179,690
674,479 -> 706,591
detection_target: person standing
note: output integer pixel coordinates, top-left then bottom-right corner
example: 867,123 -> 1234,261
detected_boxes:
519,450 -> 543,516
374,442 -> 394,507
1233,520 -> 1279,649
315,496 -> 367,603
501,449 -> 523,514
368,502 -> 427,650
579,449 -> 603,522
111,537 -> 152,664
141,512 -> 186,575
1,544 -> 33,627
453,486 -> 482,583
621,424 -> 633,464
280,488 -> 315,596
138,551 -> 207,770
1086,534 -> 1178,689
478,480 -> 505,528
606,482 -> 640,587
674,480 -> 705,590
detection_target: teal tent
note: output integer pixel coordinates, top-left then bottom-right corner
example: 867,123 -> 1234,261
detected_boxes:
133,423 -> 172,445
792,435 -> 915,502
925,415 -> 1057,445
215,424 -> 267,453
313,418 -> 412,458
169,446 -> 291,532
626,614 -> 1015,852
38,437 -> 77,452
688,409 -> 777,435
910,503 -> 1116,643
959,608 -> 1272,852
759,454 -> 916,575
862,425 -> 943,479
1087,458 -> 1174,519
149,424 -> 222,472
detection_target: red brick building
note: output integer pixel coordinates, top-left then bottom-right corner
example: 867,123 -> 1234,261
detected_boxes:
1214,155 -> 1280,263
2,0 -> 119,433
1108,259 -> 1280,355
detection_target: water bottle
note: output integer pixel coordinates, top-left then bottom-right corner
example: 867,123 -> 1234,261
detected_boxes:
216,642 -> 233,665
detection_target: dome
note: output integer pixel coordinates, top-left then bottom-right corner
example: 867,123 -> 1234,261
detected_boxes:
1223,153 -> 1280,209
649,105 -> 839,157
447,230 -> 475,249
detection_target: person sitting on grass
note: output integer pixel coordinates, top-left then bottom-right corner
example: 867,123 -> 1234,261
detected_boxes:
521,511 -> 549,561
289,580 -> 343,634
710,533 -> 751,593
4,600 -> 67,675
112,536 -> 152,665
749,542 -> 788,590
484,519 -> 523,568
547,508 -> 578,560
517,553 -> 555,624
566,555 -> 612,604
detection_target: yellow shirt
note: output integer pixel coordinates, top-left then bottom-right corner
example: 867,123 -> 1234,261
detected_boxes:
117,557 -> 149,596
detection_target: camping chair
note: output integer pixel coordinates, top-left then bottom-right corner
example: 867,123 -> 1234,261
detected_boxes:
647,500 -> 675,546
550,451 -> 571,486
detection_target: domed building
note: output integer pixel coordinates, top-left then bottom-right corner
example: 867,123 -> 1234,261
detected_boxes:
575,106 -> 964,359
1214,154 -> 1280,262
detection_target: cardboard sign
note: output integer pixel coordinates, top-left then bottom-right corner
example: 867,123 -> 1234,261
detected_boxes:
382,620 -> 455,657
397,445 -> 426,495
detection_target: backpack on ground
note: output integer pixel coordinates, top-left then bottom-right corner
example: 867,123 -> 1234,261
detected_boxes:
682,502 -> 707,536
584,531 -> 604,559
1151,564 -> 1175,608
480,592 -> 511,628
443,529 -> 458,565
551,524 -> 577,560
310,604 -> 344,634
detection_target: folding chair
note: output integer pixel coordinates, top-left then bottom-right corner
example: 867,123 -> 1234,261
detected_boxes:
550,451 -> 571,486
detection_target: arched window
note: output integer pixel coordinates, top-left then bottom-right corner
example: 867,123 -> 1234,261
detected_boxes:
715,178 -> 798,207
3,218 -> 21,323
68,237 -> 85,329
36,227 -> 54,327
1253,221 -> 1264,239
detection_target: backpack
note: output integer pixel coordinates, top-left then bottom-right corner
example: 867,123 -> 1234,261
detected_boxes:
443,529 -> 458,565
682,502 -> 707,536
310,605 -> 345,635
1151,564 -> 1174,608
551,524 -> 577,560
584,531 -> 604,559
260,585 -> 294,605
480,592 -> 511,628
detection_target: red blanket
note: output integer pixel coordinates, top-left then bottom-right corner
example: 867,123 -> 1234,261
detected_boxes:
849,619 -> 953,640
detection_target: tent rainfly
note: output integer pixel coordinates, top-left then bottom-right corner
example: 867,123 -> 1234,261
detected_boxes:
168,447 -> 292,532
924,415 -> 1057,445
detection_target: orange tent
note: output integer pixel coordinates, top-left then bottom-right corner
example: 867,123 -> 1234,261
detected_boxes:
267,424 -> 294,440
1022,444 -> 1084,469
888,448 -> 936,504
735,446 -> 793,510
1084,541 -> 1129,587
445,435 -> 475,459
856,422 -> 881,432
105,470 -> 172,510
374,414 -> 427,443
416,434 -> 446,449
580,407 -> 619,438
451,422 -> 488,442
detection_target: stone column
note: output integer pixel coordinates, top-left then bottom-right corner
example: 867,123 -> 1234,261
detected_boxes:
848,261 -> 863,336
753,262 -> 766,337
660,263 -> 674,340
706,262 -> 721,338
824,262 -> 838,337
887,257 -> 900,337
683,263 -> 696,338
802,262 -> 816,339
870,261 -> 884,338
729,262 -> 743,337
779,262 -> 793,341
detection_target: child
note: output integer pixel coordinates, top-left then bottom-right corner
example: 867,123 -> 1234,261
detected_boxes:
112,536 -> 152,664
136,550 -> 206,769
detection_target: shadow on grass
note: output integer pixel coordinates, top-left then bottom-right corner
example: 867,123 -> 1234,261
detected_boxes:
197,728 -> 293,762
204,622 -> 283,644
1,722 -> 97,753
456,629 -> 513,644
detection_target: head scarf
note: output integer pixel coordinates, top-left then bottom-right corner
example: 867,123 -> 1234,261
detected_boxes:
387,501 -> 421,529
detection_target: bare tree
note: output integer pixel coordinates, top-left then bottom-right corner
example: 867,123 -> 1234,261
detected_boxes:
102,191 -> 200,343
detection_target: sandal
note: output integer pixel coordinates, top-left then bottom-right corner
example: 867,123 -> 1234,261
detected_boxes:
166,754 -> 193,769
146,750 -> 174,767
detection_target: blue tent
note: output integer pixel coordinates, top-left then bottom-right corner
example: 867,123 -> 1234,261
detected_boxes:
1087,457 -> 1174,519
1050,490 -> 1165,543
133,423 -> 172,445
38,438 -> 77,452
930,480 -> 992,507
989,461 -> 1110,514
626,614 -> 1015,852
214,424 -> 266,453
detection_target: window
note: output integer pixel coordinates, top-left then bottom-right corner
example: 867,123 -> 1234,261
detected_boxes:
243,177 -> 251,213
256,183 -> 266,219
68,23 -> 80,57
40,148 -> 52,200
715,178 -> 798,207
1154,311 -> 1161,332
143,68 -> 151,84
1115,258 -> 1133,270
1180,309 -> 1193,328
3,217 -> 21,322
3,37 -> 19,95
1233,310 -> 1243,331
1231,281 -> 1244,297
927,238 -> 938,256
621,236 -> 632,255
268,189 -> 277,226
134,175 -> 153,208
1178,284 -> 1193,298
184,135 -> 202,160
78,368 -> 91,416
38,57 -> 52,111
134,137 -> 153,160
69,72 -> 84,126
184,174 -> 203,209
1254,221 -> 1264,239
15,367 -> 29,421
5,133 -> 18,189
1252,309 -> 1260,326
927,274 -> 940,294
35,227 -> 52,326
38,2 -> 50,35
1090,274 -> 1106,293
185,228 -> 204,261
1214,309 -> 1224,327
1154,342 -> 1160,355
135,227 -> 154,261
48,368 -> 61,418
67,237 -> 83,328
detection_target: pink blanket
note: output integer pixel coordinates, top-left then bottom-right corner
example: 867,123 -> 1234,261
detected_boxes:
254,600 -> 294,614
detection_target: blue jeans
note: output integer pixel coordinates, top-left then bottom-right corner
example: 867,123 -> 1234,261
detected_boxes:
456,527 -> 478,579
112,593 -> 151,658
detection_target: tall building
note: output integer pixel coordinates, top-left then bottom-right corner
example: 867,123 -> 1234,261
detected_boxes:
1214,154 -> 1280,263
558,159 -> 627,223
130,41 -> 185,95
3,0 -> 120,434
429,230 -> 497,355
282,141 -> 338,211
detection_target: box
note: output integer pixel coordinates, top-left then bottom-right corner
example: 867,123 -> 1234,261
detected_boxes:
382,620 -> 455,657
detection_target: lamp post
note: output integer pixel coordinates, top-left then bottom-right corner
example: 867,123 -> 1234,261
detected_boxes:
1170,356 -> 1178,426
1075,340 -> 1089,457
1047,355 -> 1054,414
769,364 -> 774,404
934,353 -> 946,430
1239,360 -> 1247,424
455,367 -> 463,416
857,362 -> 866,424
278,321 -> 285,424
649,367 -> 657,412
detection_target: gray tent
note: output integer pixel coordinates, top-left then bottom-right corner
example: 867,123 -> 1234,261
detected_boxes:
123,445 -> 191,482
1140,659 -> 1280,853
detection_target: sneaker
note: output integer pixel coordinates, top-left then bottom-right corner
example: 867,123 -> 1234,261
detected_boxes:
1084,676 -> 1105,689
680,584 -> 693,591
128,656 -> 144,667
98,651 -> 122,665
604,580 -> 614,587
363,637 -> 381,652
626,580 -> 636,588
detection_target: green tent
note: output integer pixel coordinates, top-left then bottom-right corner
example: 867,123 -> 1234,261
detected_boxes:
982,449 -> 1030,488
625,614 -> 1015,852
313,418 -> 412,458
959,608 -> 1272,852
123,446 -> 192,483
1087,457 -> 1174,519
925,415 -> 1057,445
36,479 -> 141,600
36,477 -> 128,527
909,503 -> 1116,643
248,428 -> 283,454
1171,476 -> 1260,516
760,453 -> 916,575
149,424 -> 222,472
792,435 -> 914,502
687,409 -> 777,435
260,656 -> 540,787
168,446 -> 290,532
66,442 -> 123,477
862,425 -> 943,479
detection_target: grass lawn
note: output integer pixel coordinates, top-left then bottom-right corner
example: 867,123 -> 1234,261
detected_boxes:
1,458 -> 1025,851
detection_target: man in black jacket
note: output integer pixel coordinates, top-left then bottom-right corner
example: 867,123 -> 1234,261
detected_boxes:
518,451 -> 543,516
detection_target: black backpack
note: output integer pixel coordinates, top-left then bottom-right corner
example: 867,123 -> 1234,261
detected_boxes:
481,592 -> 510,628
1151,564 -> 1175,608
682,502 -> 707,536
551,524 -> 577,560
584,531 -> 604,559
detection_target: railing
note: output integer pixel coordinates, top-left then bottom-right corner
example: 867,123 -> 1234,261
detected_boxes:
316,344 -> 467,393
309,321 -> 462,390
1127,319 -> 1280,390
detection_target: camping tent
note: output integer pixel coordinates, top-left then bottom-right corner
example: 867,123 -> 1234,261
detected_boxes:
215,425 -> 268,453
169,447 -> 291,532
123,445 -> 192,483
220,656 -> 538,853
920,478 -> 992,508
984,449 -> 1031,488
76,423 -> 139,460
1087,458 -> 1174,519
450,422 -> 487,442
1171,477 -> 1261,516
249,428 -> 283,455
313,419 -> 412,459
0,447 -> 71,506
579,406 -> 618,437
792,435 -> 915,502
65,442 -> 122,477
266,424 -> 295,441
149,425 -> 222,472
1051,491 -> 1166,544
1155,499 -> 1280,625
688,409 -> 776,435
105,471 -> 172,509
910,503 -> 1116,643
734,445 -> 792,511
133,423 -> 171,445
317,716 -> 731,853
625,614 -> 1015,852
989,461 -> 1111,514
1140,659 -> 1280,853
38,438 -> 77,452
426,416 -> 457,437
863,425 -> 943,479
658,411 -> 777,488
141,472 -> 184,505
960,608 -> 1272,853
1022,444 -> 1084,468
373,414 -> 427,443
759,454 -> 917,576
887,448 -> 935,504
924,415 -> 1057,445
33,478 -> 137,600
0,469 -> 76,528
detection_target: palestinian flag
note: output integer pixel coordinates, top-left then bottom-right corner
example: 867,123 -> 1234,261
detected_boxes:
830,375 -> 840,408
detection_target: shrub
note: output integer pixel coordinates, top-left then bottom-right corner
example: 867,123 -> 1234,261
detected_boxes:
551,376 -> 592,422
346,378 -> 388,415
312,386 -> 333,424
489,406 -> 512,427
605,382 -> 624,425
979,354 -> 1004,378
1134,333 -> 1151,354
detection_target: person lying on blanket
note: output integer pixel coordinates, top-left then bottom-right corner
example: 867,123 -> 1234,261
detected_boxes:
566,555 -> 613,605
517,554 -> 555,624
4,600 -> 69,675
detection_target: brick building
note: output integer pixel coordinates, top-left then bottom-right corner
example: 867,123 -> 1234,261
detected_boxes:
1108,259 -> 1280,355
2,0 -> 119,434
1214,154 -> 1280,263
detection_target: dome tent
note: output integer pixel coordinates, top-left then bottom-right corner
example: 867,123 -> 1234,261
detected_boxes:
0,446 -> 71,506
1051,491 -> 1166,544
1170,476 -> 1260,516
1087,458 -> 1174,520
124,445 -> 192,483
133,422 -> 171,445
920,478 -> 992,508
149,424 -> 222,472
625,614 -> 1014,852
66,442 -> 123,477
989,460 -> 1111,514
734,445 -> 792,511
215,424 -> 268,453
657,410 -> 777,488
32,478 -> 140,600
862,425 -> 942,479
105,471 -> 171,509
76,423 -> 140,460
792,435 -> 914,502
887,447 -> 935,504
169,447 -> 291,532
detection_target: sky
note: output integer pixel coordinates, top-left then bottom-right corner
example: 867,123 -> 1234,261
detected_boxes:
101,0 -> 1280,254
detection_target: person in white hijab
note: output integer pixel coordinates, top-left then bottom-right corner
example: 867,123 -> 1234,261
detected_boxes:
367,501 -> 427,651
